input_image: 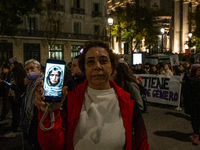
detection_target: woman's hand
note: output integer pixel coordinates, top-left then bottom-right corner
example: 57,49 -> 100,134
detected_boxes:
34,80 -> 68,112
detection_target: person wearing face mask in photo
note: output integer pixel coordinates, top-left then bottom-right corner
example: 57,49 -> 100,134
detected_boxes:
21,59 -> 44,150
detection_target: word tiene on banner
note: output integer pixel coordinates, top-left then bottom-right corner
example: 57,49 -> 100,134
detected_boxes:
135,74 -> 181,106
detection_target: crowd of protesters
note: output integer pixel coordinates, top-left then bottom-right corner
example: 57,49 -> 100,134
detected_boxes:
129,61 -> 192,78
0,40 -> 200,149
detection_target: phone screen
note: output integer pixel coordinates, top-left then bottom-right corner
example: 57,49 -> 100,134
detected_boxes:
43,59 -> 65,102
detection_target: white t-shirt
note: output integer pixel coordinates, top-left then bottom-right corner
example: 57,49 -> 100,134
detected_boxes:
73,86 -> 126,150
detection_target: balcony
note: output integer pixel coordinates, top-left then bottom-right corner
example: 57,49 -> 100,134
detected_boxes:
16,29 -> 109,42
71,8 -> 85,15
46,3 -> 64,12
92,11 -> 102,18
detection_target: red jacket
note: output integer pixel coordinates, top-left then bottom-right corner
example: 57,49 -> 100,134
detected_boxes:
38,80 -> 149,150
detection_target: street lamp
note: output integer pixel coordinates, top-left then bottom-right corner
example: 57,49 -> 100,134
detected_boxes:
188,32 -> 193,54
188,33 -> 192,38
160,28 -> 165,53
108,17 -> 113,48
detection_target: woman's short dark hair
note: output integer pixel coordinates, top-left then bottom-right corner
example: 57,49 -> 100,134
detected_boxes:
78,40 -> 116,74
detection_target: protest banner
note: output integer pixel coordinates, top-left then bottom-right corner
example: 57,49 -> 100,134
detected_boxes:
170,55 -> 179,66
135,74 -> 181,106
9,56 -> 17,63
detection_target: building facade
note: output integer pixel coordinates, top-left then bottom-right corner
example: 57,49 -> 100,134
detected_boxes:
173,0 -> 200,54
0,0 -> 108,66
107,0 -> 200,54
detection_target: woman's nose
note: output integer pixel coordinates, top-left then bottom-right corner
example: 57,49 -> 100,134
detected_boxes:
94,61 -> 102,70
28,69 -> 32,73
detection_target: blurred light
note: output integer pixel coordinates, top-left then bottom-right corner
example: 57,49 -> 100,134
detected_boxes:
80,48 -> 84,54
188,33 -> 192,38
108,18 -> 113,26
160,28 -> 165,34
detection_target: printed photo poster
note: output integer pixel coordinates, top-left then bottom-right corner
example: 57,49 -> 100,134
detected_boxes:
170,55 -> 179,66
135,74 -> 181,106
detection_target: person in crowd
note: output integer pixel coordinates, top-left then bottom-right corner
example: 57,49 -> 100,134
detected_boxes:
0,65 -> 2,99
149,65 -> 158,75
21,59 -> 44,150
194,53 -> 200,63
161,63 -> 173,76
177,64 -> 187,82
182,63 -> 200,145
167,63 -> 172,70
184,61 -> 191,78
0,64 -> 11,123
34,40 -> 149,150
130,64 -> 137,74
65,55 -> 86,92
67,62 -> 72,70
3,63 -> 26,138
136,64 -> 146,74
111,62 -> 144,112
144,62 -> 151,74
174,64 -> 186,110
157,62 -> 164,75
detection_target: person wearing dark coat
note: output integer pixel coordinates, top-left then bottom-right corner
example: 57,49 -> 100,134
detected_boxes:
135,64 -> 146,74
183,63 -> 200,145
0,64 -> 11,123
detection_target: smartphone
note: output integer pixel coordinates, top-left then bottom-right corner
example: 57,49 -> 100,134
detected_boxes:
4,80 -> 11,86
43,59 -> 65,102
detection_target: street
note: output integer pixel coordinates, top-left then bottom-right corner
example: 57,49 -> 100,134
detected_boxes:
0,100 -> 200,150
143,104 -> 199,150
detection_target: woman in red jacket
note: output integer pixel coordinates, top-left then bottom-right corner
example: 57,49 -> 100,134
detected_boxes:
34,40 -> 149,150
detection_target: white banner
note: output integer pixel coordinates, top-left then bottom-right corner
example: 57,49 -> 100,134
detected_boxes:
135,74 -> 181,106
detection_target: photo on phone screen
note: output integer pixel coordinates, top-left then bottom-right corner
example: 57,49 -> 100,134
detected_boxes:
43,59 -> 65,102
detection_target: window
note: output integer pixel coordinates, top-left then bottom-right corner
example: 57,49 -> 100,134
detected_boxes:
94,3 -> 99,11
74,22 -> 81,34
71,45 -> 83,61
51,0 -> 57,5
0,43 -> 13,66
29,18 -> 35,34
92,3 -> 102,17
73,0 -> 80,8
24,43 -> 40,63
49,45 -> 63,60
94,25 -> 100,35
